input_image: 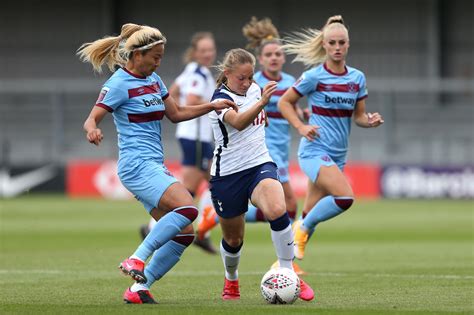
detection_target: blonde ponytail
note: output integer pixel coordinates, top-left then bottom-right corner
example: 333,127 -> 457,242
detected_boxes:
283,15 -> 348,67
77,23 -> 166,73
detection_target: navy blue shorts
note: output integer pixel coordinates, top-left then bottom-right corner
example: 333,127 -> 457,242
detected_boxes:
209,162 -> 279,219
178,138 -> 214,171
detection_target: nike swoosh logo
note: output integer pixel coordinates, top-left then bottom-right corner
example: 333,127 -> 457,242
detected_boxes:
287,241 -> 294,246
260,170 -> 270,174
125,262 -> 134,269
0,165 -> 56,198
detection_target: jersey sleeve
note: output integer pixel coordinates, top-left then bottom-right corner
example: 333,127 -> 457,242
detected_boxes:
95,85 -> 127,112
155,75 -> 170,100
211,91 -> 234,121
357,73 -> 368,101
186,73 -> 207,98
292,70 -> 317,97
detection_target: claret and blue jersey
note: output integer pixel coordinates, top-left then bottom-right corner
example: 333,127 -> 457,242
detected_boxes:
253,71 -> 295,182
95,67 -> 169,171
293,63 -> 368,162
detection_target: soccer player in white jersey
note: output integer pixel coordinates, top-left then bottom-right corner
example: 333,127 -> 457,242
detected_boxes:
278,16 -> 384,261
197,17 -> 307,273
208,48 -> 314,301
77,23 -> 236,304
140,32 -> 218,254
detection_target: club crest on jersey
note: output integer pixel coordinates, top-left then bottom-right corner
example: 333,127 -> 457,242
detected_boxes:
96,87 -> 109,104
347,82 -> 358,93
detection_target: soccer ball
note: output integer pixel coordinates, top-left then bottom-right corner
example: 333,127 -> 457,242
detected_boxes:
260,267 -> 300,304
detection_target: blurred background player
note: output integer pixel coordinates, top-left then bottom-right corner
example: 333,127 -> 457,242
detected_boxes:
208,48 -> 313,301
196,17 -> 306,273
278,16 -> 384,261
78,23 -> 236,304
140,32 -> 218,254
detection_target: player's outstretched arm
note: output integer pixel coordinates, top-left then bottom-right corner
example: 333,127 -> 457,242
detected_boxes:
83,106 -> 108,146
164,96 -> 237,123
353,99 -> 384,128
278,88 -> 319,141
223,81 -> 277,131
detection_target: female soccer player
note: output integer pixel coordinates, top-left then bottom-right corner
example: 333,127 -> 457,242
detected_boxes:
77,23 -> 236,304
196,17 -> 307,272
278,16 -> 384,260
141,32 -> 218,254
173,32 -> 216,198
208,48 -> 313,301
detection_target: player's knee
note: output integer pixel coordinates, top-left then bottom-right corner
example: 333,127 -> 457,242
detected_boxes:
175,206 -> 199,222
334,196 -> 354,211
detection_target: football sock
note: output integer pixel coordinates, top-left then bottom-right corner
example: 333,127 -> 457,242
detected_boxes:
269,212 -> 293,269
220,239 -> 242,281
246,204 -> 266,222
302,196 -> 353,232
132,206 -> 198,261
142,234 -> 194,288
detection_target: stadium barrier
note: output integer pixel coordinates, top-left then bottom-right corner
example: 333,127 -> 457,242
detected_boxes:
66,159 -> 381,199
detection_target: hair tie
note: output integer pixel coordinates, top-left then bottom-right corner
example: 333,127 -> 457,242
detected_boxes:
265,35 -> 274,40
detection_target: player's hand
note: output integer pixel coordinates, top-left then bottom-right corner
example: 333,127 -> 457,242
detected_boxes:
260,81 -> 278,105
367,112 -> 384,127
297,124 -> 320,141
86,128 -> 103,146
214,99 -> 239,112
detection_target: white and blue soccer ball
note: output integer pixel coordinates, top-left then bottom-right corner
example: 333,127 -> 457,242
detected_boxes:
260,267 -> 300,304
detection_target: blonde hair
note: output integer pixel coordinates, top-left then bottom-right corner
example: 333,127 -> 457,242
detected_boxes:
215,48 -> 256,87
242,16 -> 280,55
283,15 -> 348,67
77,23 -> 167,73
183,32 -> 215,64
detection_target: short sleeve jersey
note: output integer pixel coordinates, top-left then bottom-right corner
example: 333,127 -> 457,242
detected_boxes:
253,70 -> 295,124
208,82 -> 273,176
292,63 -> 368,160
175,62 -> 215,142
95,68 -> 169,170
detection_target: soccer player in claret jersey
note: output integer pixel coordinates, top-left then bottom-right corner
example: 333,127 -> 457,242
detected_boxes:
208,48 -> 314,301
278,16 -> 384,261
140,32 -> 218,254
77,23 -> 236,304
197,17 -> 307,273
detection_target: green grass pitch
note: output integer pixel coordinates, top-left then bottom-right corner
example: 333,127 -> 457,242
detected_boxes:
1,196 -> 472,314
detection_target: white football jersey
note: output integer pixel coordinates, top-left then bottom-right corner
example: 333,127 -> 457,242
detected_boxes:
175,62 -> 215,142
209,82 -> 273,176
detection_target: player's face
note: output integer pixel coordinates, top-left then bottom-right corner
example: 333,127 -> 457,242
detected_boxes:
138,44 -> 165,76
323,29 -> 349,62
194,37 -> 216,67
225,63 -> 254,94
258,43 -> 285,74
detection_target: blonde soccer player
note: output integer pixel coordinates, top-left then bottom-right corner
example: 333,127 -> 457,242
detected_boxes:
208,48 -> 314,301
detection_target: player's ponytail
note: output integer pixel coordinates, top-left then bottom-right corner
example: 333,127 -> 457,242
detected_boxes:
283,15 -> 348,67
215,48 -> 256,87
242,16 -> 280,56
77,23 -> 166,73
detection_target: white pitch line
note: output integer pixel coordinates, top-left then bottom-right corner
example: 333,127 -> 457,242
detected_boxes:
0,269 -> 472,280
